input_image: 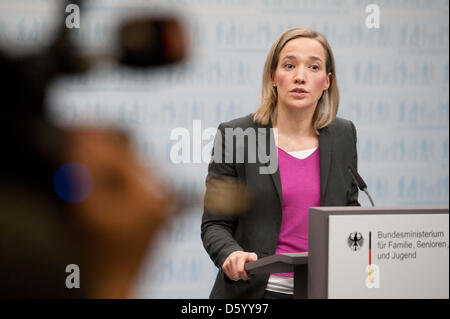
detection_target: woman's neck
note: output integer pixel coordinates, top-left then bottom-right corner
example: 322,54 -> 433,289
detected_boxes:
272,104 -> 316,138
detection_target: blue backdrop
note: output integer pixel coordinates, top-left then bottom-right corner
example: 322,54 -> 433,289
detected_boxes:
1,0 -> 448,298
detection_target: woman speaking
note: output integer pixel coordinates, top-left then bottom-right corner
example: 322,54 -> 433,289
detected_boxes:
201,27 -> 360,299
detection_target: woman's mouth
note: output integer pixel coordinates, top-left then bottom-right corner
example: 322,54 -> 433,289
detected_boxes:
290,88 -> 308,97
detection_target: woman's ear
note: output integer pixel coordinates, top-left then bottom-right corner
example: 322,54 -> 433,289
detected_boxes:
324,72 -> 332,90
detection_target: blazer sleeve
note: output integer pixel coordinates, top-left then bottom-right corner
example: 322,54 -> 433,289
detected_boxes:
347,120 -> 361,206
201,123 -> 244,269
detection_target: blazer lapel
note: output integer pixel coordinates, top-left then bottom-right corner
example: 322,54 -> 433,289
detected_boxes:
253,118 -> 333,206
318,126 -> 332,204
255,119 -> 282,204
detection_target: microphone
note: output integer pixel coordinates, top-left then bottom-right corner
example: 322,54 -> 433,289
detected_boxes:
348,166 -> 375,206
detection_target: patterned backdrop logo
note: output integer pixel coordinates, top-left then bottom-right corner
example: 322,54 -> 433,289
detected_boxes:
20,0 -> 446,298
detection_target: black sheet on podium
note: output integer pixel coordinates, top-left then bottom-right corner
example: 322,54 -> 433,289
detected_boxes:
245,252 -> 308,299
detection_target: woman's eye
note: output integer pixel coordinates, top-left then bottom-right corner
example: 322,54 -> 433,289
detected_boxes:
310,65 -> 320,70
284,64 -> 294,69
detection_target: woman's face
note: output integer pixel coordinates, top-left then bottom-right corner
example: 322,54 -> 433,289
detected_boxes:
272,37 -> 331,113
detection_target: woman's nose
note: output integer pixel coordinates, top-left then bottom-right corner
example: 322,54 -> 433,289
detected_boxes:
294,67 -> 307,84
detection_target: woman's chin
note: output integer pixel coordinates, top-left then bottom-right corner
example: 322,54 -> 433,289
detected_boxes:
284,101 -> 317,111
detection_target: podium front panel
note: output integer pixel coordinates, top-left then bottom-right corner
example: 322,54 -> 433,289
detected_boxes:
308,206 -> 449,299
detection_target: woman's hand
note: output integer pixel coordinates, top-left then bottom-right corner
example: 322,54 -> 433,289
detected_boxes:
222,251 -> 258,281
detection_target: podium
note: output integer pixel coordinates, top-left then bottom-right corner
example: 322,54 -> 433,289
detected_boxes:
245,206 -> 449,299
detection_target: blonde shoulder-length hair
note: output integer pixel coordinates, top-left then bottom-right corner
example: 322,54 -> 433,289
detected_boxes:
253,27 -> 339,134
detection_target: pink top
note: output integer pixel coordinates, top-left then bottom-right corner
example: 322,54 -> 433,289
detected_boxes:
273,147 -> 321,277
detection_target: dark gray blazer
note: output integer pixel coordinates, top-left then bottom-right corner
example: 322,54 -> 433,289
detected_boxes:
201,113 -> 360,299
